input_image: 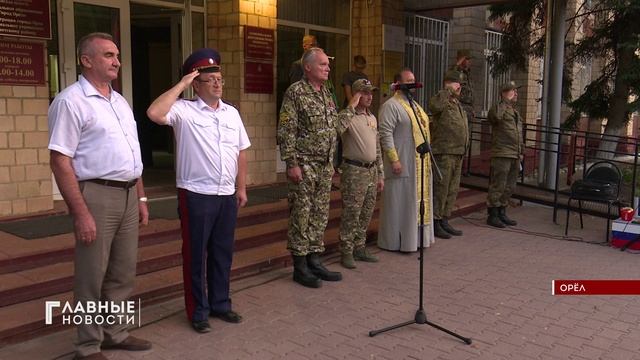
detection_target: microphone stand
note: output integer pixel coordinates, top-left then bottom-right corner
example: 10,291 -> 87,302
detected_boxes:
369,89 -> 472,345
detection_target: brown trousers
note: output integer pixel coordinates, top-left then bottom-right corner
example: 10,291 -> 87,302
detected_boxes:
74,181 -> 139,357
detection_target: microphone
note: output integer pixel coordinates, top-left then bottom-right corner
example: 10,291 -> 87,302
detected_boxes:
391,82 -> 423,91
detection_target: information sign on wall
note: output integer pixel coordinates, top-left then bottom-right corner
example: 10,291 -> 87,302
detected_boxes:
0,39 -> 45,85
245,61 -> 273,94
0,0 -> 52,39
244,26 -> 274,94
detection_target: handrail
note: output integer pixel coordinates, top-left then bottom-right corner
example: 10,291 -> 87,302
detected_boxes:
466,116 -> 640,221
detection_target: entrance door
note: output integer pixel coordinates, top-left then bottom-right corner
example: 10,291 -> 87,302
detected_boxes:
58,0 -> 132,102
53,0 -> 130,199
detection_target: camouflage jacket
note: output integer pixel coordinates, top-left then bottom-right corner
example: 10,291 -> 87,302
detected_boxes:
488,99 -> 523,159
428,88 -> 469,156
278,78 -> 338,167
452,64 -> 473,107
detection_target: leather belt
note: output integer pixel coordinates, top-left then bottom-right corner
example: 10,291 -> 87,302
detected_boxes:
87,178 -> 138,189
344,158 -> 375,169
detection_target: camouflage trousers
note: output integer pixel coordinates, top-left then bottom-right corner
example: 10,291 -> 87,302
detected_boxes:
287,161 -> 334,256
433,154 -> 463,219
339,163 -> 378,254
486,157 -> 519,207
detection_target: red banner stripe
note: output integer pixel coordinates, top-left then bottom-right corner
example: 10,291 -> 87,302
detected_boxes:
553,280 -> 640,295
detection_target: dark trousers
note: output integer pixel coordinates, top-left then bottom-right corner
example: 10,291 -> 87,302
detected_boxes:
178,189 -> 238,322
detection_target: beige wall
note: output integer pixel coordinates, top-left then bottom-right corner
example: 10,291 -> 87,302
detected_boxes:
208,0 -> 278,186
0,39 -> 53,216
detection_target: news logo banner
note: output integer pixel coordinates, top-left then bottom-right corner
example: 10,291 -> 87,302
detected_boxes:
44,300 -> 141,327
552,280 -> 640,295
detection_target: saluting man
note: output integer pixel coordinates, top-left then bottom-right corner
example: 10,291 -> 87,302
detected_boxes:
428,70 -> 469,239
486,81 -> 523,228
147,48 -> 250,333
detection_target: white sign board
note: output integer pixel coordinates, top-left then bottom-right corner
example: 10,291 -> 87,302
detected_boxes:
383,24 -> 404,52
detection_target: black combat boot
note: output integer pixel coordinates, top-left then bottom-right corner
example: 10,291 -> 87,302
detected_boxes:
441,218 -> 463,236
434,219 -> 452,239
486,207 -> 506,228
292,255 -> 322,288
306,253 -> 342,281
498,206 -> 517,226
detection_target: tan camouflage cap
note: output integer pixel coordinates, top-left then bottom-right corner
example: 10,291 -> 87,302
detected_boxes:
352,78 -> 377,93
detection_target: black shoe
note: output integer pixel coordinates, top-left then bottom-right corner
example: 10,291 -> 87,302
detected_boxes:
441,218 -> 463,236
192,320 -> 211,333
307,253 -> 342,281
292,255 -> 322,288
210,310 -> 243,323
434,219 -> 452,239
498,207 -> 517,226
487,207 -> 506,228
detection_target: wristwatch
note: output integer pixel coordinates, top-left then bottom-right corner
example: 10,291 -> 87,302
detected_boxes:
139,197 -> 148,203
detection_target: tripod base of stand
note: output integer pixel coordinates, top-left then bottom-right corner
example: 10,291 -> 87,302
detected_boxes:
369,309 -> 472,345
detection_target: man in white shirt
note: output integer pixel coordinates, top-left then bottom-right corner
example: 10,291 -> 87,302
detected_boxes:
48,32 -> 151,360
147,48 -> 250,334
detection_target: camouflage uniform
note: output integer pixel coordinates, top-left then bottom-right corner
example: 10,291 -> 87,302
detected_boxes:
337,107 -> 383,255
486,98 -> 523,207
278,78 -> 338,256
429,87 -> 469,220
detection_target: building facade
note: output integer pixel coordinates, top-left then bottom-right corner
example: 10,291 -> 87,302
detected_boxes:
3,0 -> 612,217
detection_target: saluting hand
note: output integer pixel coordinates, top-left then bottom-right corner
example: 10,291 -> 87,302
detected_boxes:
180,70 -> 200,88
348,92 -> 362,110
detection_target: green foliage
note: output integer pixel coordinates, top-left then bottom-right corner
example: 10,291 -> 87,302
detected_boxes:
489,0 -> 640,130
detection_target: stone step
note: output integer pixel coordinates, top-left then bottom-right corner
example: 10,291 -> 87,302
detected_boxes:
0,220 -> 375,346
0,187 -> 484,346
0,192 -> 342,275
0,205 -> 350,308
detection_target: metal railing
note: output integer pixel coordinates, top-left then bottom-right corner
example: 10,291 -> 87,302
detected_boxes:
405,14 -> 449,109
465,117 -> 640,222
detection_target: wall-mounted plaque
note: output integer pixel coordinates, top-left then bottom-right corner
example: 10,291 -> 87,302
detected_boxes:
0,39 -> 45,85
245,61 -> 273,94
244,26 -> 274,61
0,0 -> 52,39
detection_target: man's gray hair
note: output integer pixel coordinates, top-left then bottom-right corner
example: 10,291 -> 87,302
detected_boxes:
77,32 -> 114,65
301,47 -> 326,67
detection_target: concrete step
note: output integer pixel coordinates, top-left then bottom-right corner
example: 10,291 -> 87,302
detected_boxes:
0,205 -> 350,308
0,219 -> 379,346
0,187 -> 484,346
0,192 -> 342,275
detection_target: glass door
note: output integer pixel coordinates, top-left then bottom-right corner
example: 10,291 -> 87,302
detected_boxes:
58,0 -> 131,102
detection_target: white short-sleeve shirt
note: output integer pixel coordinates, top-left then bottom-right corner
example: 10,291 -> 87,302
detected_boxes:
48,75 -> 143,181
165,97 -> 251,195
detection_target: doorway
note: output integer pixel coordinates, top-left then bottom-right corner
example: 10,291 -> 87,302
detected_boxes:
130,3 -> 181,187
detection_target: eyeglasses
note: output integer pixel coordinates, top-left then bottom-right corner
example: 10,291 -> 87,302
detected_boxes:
196,77 -> 225,85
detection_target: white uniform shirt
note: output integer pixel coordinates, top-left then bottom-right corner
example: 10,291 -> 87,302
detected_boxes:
165,97 -> 251,195
48,75 -> 143,181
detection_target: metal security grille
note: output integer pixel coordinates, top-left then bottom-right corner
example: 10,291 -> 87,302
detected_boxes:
483,30 -> 510,115
404,14 -> 449,109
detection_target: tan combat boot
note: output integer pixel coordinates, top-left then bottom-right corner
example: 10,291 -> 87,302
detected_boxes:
353,247 -> 379,262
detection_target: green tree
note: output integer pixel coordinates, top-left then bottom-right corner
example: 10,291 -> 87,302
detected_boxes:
489,0 -> 640,159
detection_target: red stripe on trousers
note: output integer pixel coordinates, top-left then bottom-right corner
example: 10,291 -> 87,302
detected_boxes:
178,189 -> 196,321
